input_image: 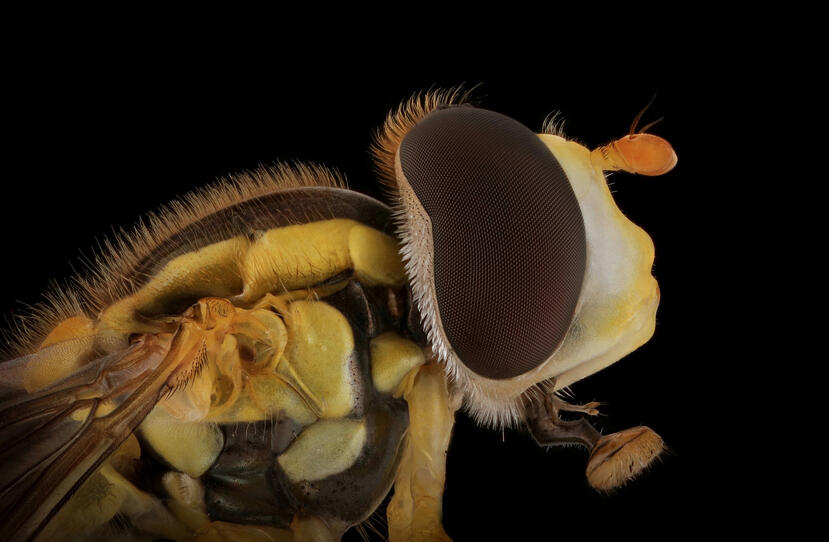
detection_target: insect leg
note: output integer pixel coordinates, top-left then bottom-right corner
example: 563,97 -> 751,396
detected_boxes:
526,393 -> 602,449
525,391 -> 664,491
387,362 -> 461,542
39,457 -> 190,542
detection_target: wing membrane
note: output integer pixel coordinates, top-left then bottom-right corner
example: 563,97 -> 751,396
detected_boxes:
0,334 -> 174,541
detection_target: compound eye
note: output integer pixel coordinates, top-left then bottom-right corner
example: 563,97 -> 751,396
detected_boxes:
397,106 -> 586,379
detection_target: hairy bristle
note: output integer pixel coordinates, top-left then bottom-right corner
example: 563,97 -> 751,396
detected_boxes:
369,85 -> 478,192
1,162 -> 346,359
541,110 -> 567,137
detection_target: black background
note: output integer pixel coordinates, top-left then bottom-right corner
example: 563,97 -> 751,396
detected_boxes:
2,35 -> 747,540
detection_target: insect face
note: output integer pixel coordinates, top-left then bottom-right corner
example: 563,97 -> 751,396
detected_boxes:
534,132 -> 662,390
374,92 -> 675,428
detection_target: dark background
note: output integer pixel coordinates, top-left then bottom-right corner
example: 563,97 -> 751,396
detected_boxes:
2,39 -> 745,539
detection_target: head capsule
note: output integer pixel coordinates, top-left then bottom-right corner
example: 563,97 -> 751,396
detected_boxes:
372,88 -> 676,427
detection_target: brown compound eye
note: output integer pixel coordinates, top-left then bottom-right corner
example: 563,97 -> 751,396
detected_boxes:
397,106 -> 586,379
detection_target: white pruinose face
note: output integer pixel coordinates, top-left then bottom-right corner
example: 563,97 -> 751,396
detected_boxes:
534,133 -> 660,390
455,132 -> 661,428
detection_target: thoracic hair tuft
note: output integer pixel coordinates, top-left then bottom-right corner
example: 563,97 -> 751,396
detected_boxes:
1,162 -> 346,359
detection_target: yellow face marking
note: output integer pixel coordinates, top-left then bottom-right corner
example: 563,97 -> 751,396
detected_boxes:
370,332 -> 426,394
277,418 -> 367,482
278,300 -> 356,419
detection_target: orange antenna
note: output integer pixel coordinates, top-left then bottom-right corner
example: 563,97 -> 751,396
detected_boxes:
591,96 -> 677,176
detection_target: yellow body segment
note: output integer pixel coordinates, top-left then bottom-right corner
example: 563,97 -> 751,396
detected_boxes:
135,236 -> 248,315
204,373 -> 318,426
278,300 -> 357,419
238,219 -> 355,303
370,332 -> 426,394
139,405 -> 224,478
37,468 -> 128,541
349,224 -> 406,286
247,374 -> 318,424
94,218 -> 403,351
39,437 -> 188,542
38,438 -> 137,541
277,418 -> 367,483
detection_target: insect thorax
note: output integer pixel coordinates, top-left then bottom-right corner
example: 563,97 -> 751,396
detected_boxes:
31,213 -> 431,539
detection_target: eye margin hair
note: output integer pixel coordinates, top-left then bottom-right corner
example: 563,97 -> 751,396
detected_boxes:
369,85 -> 480,196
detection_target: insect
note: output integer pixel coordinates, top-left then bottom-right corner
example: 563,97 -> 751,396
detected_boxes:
0,87 -> 677,541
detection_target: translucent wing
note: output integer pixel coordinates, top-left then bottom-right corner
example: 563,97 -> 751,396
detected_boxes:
0,333 -> 175,541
